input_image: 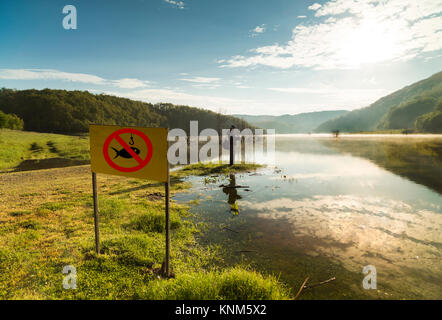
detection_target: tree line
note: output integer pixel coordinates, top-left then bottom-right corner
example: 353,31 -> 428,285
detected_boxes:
0,88 -> 252,134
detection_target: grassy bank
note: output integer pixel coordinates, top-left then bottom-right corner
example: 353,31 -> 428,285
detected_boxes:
0,129 -> 89,171
174,162 -> 263,177
0,162 -> 290,299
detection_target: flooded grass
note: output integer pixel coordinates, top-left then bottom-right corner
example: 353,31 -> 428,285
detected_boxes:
174,136 -> 442,300
174,162 -> 263,177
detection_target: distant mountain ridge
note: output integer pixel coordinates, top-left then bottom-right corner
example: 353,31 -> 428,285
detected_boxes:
234,110 -> 349,133
316,71 -> 442,133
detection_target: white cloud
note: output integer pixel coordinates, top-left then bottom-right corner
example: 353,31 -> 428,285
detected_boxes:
0,69 -> 150,89
297,15 -> 307,19
0,69 -> 106,84
308,3 -> 322,11
253,25 -> 266,33
0,69 -> 393,114
268,86 -> 391,107
101,88 -> 258,114
0,68 -> 266,113
268,87 -> 384,95
220,0 -> 442,70
178,76 -> 221,83
241,194 -> 442,273
250,24 -> 266,37
164,0 -> 185,9
101,84 -> 378,115
191,84 -> 221,90
111,78 -> 150,89
324,17 -> 336,23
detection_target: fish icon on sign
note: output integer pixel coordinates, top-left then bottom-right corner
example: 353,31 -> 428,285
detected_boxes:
111,147 -> 141,159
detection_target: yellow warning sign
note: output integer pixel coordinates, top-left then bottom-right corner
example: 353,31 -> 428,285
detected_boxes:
89,124 -> 168,182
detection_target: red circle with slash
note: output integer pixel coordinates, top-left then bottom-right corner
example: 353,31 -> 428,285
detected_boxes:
103,128 -> 153,172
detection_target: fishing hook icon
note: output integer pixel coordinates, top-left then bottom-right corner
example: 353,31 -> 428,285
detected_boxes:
129,133 -> 135,145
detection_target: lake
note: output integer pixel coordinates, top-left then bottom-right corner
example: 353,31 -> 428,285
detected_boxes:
174,134 -> 442,299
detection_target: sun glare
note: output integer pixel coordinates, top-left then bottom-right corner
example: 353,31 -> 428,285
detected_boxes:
338,19 -> 398,67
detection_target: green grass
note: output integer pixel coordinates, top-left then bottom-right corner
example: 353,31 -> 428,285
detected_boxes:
0,163 -> 288,300
0,129 -> 89,171
175,162 -> 263,177
142,267 -> 291,300
125,210 -> 182,233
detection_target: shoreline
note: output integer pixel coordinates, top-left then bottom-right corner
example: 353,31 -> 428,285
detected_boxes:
274,133 -> 442,138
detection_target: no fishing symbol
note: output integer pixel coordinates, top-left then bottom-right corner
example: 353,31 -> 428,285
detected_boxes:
103,128 -> 153,173
89,125 -> 168,181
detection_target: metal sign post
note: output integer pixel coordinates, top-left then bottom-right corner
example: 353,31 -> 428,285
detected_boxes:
229,135 -> 234,166
164,165 -> 170,277
92,172 -> 100,254
229,125 -> 235,166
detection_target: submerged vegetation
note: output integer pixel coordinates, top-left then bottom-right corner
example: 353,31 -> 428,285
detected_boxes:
175,162 -> 263,177
0,162 -> 286,300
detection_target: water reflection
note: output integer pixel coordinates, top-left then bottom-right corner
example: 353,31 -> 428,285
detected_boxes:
319,137 -> 442,194
175,135 -> 442,299
274,135 -> 442,195
221,174 -> 242,215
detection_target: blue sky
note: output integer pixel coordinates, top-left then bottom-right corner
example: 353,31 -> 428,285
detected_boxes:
0,0 -> 441,115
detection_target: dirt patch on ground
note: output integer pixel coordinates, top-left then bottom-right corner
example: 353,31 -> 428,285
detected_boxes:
0,165 -> 91,185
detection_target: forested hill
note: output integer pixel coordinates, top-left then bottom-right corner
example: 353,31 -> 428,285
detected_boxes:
235,110 -> 349,133
0,88 -> 251,134
315,71 -> 442,133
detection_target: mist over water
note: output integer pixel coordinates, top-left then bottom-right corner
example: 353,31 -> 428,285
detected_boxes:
175,134 -> 442,299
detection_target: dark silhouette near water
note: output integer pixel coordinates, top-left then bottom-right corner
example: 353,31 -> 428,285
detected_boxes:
222,174 -> 242,215
332,130 -> 340,138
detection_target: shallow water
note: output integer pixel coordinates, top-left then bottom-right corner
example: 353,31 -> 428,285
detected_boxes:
174,135 -> 442,299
